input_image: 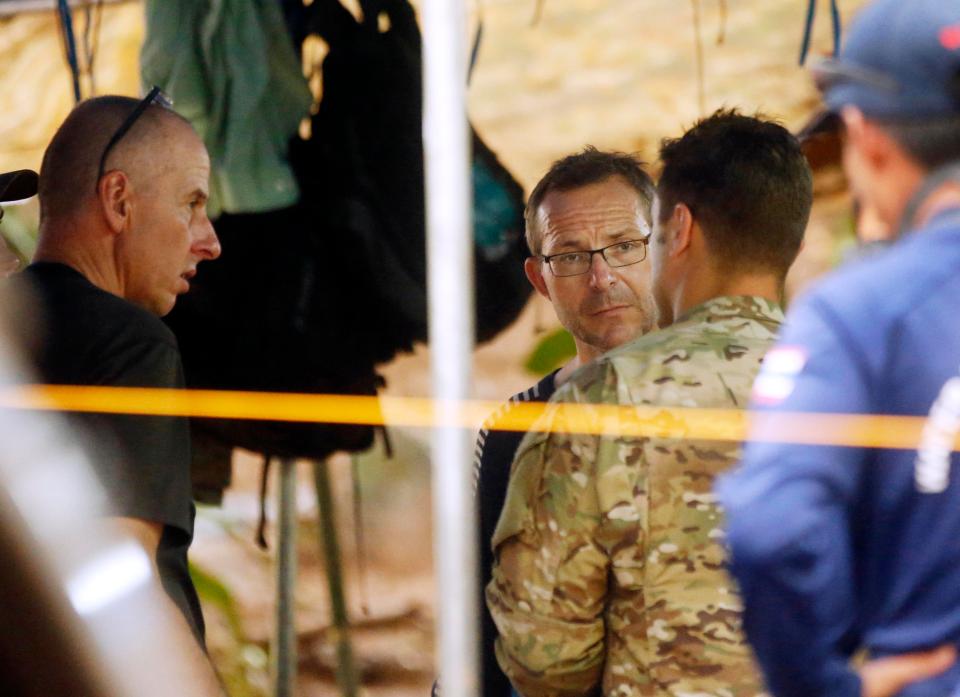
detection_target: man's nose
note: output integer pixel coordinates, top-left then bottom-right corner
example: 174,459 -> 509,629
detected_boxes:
194,216 -> 221,261
587,251 -> 616,289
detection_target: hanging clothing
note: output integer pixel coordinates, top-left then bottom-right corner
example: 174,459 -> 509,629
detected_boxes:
142,0 -> 312,217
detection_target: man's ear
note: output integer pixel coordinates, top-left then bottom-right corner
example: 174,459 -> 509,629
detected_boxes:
97,170 -> 132,235
841,106 -> 893,170
524,256 -> 551,299
668,202 -> 694,258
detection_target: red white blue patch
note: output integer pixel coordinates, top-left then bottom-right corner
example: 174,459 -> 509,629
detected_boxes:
940,25 -> 960,51
752,345 -> 808,406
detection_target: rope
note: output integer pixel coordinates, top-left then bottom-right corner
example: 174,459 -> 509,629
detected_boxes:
830,0 -> 841,57
56,0 -> 82,103
716,0 -> 727,45
798,0 -> 816,65
691,0 -> 705,115
897,164 -> 960,237
800,0 -> 843,65
468,19 -> 484,85
81,0 -> 104,95
255,454 -> 272,550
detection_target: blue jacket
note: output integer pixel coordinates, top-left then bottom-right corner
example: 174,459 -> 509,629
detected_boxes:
718,209 -> 960,697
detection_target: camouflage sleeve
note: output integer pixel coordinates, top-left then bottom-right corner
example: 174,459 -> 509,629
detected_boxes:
486,386 -> 619,697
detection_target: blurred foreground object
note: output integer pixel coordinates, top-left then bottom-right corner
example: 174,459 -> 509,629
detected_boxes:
720,2 -> 960,696
0,169 -> 37,202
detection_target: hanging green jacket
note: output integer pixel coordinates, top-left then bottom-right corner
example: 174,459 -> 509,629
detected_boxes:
142,0 -> 312,217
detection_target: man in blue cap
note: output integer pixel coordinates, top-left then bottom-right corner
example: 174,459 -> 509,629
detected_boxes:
719,1 -> 960,696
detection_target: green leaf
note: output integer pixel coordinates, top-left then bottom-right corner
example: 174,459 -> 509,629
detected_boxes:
189,561 -> 245,642
524,327 -> 576,375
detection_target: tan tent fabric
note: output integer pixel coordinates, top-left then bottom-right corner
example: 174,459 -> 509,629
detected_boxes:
0,3 -> 143,174
0,0 -> 869,186
0,0 -> 867,278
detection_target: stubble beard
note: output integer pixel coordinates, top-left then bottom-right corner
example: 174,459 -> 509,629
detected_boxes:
567,286 -> 656,355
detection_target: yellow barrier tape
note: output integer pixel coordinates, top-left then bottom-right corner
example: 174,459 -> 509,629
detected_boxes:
0,384 -> 958,452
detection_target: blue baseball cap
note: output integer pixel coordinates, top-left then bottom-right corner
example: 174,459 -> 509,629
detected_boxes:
803,0 -> 960,138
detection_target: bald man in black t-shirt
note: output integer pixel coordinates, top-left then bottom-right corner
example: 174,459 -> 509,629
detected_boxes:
16,95 -> 221,693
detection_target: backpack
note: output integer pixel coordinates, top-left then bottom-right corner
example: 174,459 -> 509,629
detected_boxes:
165,0 -> 530,497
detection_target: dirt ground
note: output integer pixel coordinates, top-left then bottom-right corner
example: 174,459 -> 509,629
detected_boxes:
192,443 -> 437,697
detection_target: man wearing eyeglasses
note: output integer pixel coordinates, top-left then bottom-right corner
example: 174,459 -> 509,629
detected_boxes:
15,94 -> 221,692
469,148 -> 657,697
487,109 -> 812,697
522,148 -> 658,386
719,2 -> 960,696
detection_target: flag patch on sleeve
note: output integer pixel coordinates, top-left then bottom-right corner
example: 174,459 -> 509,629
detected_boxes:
752,345 -> 808,405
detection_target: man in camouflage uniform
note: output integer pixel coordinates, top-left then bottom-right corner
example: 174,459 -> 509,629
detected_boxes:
486,109 -> 813,697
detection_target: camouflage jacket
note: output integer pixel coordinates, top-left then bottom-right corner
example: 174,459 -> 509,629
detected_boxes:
486,296 -> 782,697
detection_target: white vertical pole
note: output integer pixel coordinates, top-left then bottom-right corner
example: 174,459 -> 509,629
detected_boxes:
422,0 -> 477,694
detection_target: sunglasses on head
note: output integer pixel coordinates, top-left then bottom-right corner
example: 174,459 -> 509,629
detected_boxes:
95,86 -> 174,192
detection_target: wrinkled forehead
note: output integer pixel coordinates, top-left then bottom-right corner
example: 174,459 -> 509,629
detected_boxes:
156,118 -> 207,161
538,182 -> 650,247
174,129 -> 210,175
136,124 -> 210,191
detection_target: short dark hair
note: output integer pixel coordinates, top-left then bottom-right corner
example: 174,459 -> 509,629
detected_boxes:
525,147 -> 655,254
878,115 -> 960,170
39,95 -> 190,222
657,108 -> 813,280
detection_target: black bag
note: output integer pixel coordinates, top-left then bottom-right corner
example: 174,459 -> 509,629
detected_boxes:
292,0 -> 530,348
166,0 -> 529,498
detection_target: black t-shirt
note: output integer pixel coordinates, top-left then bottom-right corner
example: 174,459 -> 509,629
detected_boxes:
19,262 -> 205,644
476,370 -> 558,697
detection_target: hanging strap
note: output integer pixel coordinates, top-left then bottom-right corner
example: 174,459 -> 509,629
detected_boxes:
897,162 -> 960,237
56,0 -> 82,103
799,0 -> 842,66
467,18 -> 484,85
256,454 -> 273,550
829,0 -> 841,58
81,0 -> 105,96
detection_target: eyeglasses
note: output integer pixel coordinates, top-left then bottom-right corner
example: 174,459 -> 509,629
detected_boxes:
95,86 -> 174,192
540,238 -> 649,277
